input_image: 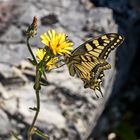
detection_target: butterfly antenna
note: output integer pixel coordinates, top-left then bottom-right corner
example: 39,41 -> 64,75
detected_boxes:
94,90 -> 99,98
98,86 -> 104,97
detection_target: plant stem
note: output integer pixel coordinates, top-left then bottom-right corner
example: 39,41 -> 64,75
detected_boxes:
27,37 -> 37,64
28,67 -> 41,140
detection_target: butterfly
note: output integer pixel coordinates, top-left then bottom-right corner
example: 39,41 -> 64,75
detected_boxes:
64,33 -> 124,97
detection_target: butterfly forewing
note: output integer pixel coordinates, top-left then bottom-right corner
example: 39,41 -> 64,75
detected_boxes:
72,33 -> 124,60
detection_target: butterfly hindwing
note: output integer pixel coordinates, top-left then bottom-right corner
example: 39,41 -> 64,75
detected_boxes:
67,55 -> 104,81
84,71 -> 105,97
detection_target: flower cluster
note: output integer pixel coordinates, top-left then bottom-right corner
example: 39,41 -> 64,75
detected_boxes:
36,29 -> 73,71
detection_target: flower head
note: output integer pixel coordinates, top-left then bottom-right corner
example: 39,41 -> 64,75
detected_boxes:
36,49 -> 58,71
40,29 -> 73,55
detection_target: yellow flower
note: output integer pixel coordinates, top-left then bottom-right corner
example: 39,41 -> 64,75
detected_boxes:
40,29 -> 73,55
46,57 -> 58,71
36,49 -> 58,70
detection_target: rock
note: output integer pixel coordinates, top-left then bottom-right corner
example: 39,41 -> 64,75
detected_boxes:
18,3 -> 40,26
88,0 -> 140,140
0,0 -> 120,139
40,13 -> 59,25
37,101 -> 66,129
0,109 -> 11,135
0,44 -> 29,65
86,8 -> 118,33
0,0 -> 16,35
0,25 -> 23,43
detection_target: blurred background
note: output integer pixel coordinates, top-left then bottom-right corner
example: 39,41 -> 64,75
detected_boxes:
0,0 -> 140,140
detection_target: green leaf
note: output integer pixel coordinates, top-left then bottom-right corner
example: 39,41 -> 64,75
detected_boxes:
33,128 -> 49,139
115,122 -> 137,140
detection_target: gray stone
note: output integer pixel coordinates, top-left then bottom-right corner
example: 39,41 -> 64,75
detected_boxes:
0,44 -> 29,65
0,109 -> 11,135
0,0 -> 120,139
87,8 -> 118,33
0,26 -> 23,43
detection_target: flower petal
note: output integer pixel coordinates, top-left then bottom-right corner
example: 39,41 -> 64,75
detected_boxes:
40,29 -> 73,56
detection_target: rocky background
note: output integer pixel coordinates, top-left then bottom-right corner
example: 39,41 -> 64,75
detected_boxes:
0,0 -> 140,140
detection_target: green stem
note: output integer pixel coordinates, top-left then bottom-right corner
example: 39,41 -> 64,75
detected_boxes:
27,37 -> 37,64
28,67 -> 41,140
27,38 -> 51,140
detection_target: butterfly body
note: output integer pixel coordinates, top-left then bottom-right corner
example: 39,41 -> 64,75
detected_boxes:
65,33 -> 124,96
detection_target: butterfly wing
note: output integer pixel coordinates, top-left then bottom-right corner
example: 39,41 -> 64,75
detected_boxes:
66,55 -> 103,81
65,33 -> 124,95
66,54 -> 111,82
72,33 -> 124,59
